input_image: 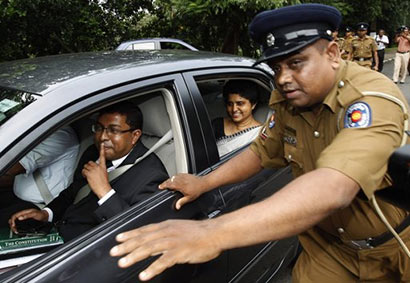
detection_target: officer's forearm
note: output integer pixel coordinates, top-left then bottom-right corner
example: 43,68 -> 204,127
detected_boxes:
209,167 -> 360,250
202,148 -> 263,193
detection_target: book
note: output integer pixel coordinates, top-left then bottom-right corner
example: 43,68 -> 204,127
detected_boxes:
0,227 -> 64,255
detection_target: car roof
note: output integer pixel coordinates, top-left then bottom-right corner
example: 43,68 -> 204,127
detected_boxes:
0,50 -> 255,96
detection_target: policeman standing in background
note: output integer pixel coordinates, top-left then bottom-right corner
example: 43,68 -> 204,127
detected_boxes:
347,22 -> 378,70
110,4 -> 410,282
340,26 -> 354,60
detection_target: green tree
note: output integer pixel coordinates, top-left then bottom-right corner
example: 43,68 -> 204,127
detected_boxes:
0,0 -> 152,61
133,0 -> 300,57
301,0 -> 410,39
1,0 -> 409,62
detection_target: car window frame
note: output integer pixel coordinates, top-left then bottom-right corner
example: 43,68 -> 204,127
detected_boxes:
0,74 -> 204,276
182,68 -> 273,162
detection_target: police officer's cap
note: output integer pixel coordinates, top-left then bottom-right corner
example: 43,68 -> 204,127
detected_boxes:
357,22 -> 369,31
345,26 -> 352,32
249,4 -> 341,63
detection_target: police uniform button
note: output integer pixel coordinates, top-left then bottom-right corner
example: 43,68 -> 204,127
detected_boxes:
337,227 -> 344,234
288,154 -> 292,160
314,131 -> 320,138
338,80 -> 345,88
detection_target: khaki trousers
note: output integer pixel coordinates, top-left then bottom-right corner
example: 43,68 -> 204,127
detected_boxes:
393,52 -> 410,83
292,227 -> 410,283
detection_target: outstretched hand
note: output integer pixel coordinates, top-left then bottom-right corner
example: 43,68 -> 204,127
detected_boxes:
110,219 -> 221,281
82,143 -> 112,199
158,174 -> 207,210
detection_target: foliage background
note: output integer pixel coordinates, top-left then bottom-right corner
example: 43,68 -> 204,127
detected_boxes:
0,0 -> 409,62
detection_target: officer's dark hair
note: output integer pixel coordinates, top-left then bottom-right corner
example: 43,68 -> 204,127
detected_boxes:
99,101 -> 143,131
312,39 -> 331,54
222,80 -> 259,106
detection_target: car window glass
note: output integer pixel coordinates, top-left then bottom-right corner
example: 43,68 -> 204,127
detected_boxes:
197,78 -> 271,157
127,42 -> 156,50
160,42 -> 189,50
0,88 -> 38,126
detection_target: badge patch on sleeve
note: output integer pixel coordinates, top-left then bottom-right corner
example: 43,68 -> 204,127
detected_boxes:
344,102 -> 372,128
268,110 -> 276,129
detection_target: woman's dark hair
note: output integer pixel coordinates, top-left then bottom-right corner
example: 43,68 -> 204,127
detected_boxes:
222,80 -> 260,105
99,101 -> 143,131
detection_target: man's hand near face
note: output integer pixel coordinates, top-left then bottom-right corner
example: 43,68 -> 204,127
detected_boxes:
82,143 -> 112,199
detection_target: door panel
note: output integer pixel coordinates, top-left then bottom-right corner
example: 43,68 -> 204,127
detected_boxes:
183,70 -> 299,282
0,73 -> 214,281
0,190 -> 228,283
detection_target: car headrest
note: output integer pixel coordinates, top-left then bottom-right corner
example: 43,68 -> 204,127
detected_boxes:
139,94 -> 171,137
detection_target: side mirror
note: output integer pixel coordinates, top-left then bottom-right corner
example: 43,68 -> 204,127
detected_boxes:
376,145 -> 410,211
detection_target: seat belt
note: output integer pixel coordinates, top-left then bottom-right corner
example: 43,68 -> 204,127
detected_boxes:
33,170 -> 54,205
73,129 -> 173,204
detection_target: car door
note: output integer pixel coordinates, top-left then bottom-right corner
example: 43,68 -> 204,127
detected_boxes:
181,68 -> 299,282
0,71 -> 224,282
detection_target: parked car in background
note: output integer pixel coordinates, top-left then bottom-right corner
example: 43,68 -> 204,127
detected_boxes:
116,38 -> 198,51
0,49 -> 299,282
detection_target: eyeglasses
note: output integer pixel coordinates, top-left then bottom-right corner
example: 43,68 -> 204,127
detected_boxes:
91,124 -> 135,136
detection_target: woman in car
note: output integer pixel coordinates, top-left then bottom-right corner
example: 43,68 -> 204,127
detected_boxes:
212,80 -> 262,156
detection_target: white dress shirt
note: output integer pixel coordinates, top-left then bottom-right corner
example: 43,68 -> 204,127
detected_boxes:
374,34 -> 389,50
14,126 -> 79,203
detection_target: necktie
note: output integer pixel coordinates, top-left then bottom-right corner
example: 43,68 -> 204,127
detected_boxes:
105,160 -> 114,172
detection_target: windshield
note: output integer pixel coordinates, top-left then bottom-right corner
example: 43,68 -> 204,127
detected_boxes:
0,87 -> 38,126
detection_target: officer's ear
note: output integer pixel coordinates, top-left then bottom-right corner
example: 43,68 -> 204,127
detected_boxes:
325,41 -> 340,69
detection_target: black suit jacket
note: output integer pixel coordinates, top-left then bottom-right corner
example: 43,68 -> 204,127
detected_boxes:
47,141 -> 168,241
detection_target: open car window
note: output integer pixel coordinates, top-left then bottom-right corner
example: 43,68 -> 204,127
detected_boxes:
197,78 -> 271,157
0,86 -> 187,274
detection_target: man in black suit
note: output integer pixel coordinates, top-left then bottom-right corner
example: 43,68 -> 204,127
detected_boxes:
9,102 -> 168,241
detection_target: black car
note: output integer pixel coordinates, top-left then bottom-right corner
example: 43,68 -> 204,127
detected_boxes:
0,50 -> 299,282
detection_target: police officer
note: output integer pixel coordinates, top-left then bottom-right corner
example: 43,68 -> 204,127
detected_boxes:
340,26 -> 354,60
110,4 -> 410,282
347,22 -> 379,70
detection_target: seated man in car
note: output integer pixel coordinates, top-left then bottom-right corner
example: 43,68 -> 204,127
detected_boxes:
9,102 -> 169,241
0,126 -> 79,226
